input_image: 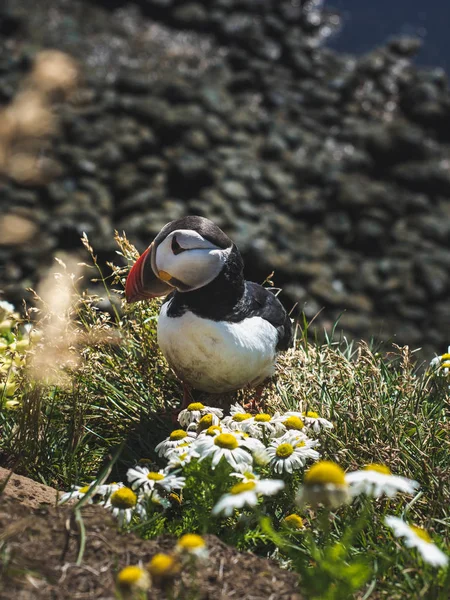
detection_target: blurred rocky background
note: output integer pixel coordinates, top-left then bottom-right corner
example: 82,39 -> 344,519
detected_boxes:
0,0 -> 449,361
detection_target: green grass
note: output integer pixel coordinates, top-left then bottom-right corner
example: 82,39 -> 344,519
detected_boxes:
0,233 -> 449,598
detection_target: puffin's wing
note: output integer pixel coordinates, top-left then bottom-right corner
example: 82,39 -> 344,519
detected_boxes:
243,282 -> 293,351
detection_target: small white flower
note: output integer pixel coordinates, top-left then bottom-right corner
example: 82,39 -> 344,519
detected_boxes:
126,466 -> 185,492
212,478 -> 284,516
190,412 -> 222,433
175,534 -> 209,560
104,487 -> 146,526
196,424 -> 227,438
96,481 -> 124,497
266,437 -> 320,474
0,300 -> 15,315
59,483 -> 96,504
296,461 -> 351,509
178,402 -> 223,428
429,346 -> 450,377
301,411 -> 333,433
346,464 -> 419,498
273,412 -> 307,431
155,429 -> 197,458
385,516 -> 449,568
166,444 -> 200,469
194,432 -> 253,471
221,403 -> 254,431
239,412 -> 286,440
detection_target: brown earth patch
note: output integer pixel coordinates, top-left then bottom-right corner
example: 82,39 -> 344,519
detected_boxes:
0,494 -> 303,599
0,467 -> 60,509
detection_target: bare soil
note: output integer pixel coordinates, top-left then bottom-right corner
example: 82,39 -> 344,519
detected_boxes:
0,470 -> 302,600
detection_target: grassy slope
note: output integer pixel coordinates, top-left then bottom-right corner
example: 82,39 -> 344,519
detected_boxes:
1,235 -> 449,598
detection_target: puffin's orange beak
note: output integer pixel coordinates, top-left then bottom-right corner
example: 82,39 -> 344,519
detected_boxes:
125,242 -> 174,303
125,246 -> 152,303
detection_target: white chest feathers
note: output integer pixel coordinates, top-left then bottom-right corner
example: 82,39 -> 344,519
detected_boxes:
157,302 -> 279,393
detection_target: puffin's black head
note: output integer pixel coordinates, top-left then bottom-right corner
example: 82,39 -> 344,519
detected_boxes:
126,216 -> 236,303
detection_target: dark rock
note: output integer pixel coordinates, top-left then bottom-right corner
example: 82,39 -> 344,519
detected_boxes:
167,153 -> 215,197
116,72 -> 152,94
414,259 -> 448,299
220,180 -> 249,203
173,3 -> 208,27
138,156 -> 167,174
392,160 -> 450,195
388,36 -> 422,58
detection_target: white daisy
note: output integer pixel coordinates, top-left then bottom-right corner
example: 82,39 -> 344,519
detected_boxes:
59,483 -> 97,504
175,534 -> 209,560
346,464 -> 419,498
0,300 -> 15,315
296,461 -> 351,509
273,413 -> 306,433
429,346 -> 450,377
230,470 -> 260,483
232,431 -> 265,453
385,516 -> 449,567
239,412 -> 286,440
166,444 -> 200,469
266,437 -> 320,474
178,402 -> 223,428
221,403 -> 254,431
116,565 -> 151,594
212,478 -> 285,516
194,432 -> 253,471
193,412 -> 222,433
126,466 -> 185,492
155,429 -> 197,458
301,411 -> 334,433
96,481 -> 124,498
196,424 -> 226,438
104,487 -> 146,526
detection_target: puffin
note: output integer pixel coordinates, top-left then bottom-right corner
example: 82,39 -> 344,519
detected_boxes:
125,216 -> 292,405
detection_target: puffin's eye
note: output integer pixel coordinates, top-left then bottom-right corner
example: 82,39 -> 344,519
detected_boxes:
171,236 -> 186,255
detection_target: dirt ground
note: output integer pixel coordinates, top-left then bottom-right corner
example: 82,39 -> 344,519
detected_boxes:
0,469 -> 302,600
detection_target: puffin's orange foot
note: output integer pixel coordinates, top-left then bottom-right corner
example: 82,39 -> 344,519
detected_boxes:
243,384 -> 266,413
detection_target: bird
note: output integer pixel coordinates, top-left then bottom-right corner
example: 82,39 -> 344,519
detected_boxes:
125,216 -> 292,408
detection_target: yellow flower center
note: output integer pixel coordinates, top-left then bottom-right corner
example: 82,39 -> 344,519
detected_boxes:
441,361 -> 450,369
177,533 -> 206,550
231,481 -> 256,495
187,402 -> 205,411
303,411 -> 319,419
170,429 -> 187,440
283,514 -> 305,529
214,433 -> 238,449
147,553 -> 180,578
409,525 -> 432,543
364,463 -> 392,475
117,565 -> 148,588
276,443 -> 294,458
441,353 -> 450,360
206,425 -> 221,436
79,485 -> 90,494
147,472 -> 165,481
296,441 -> 306,448
197,414 -> 214,430
255,413 -> 271,422
232,413 -> 252,422
110,487 -> 137,509
283,416 -> 305,430
304,461 -> 346,486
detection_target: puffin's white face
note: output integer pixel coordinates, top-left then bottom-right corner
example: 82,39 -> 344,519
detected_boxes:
154,229 -> 231,292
